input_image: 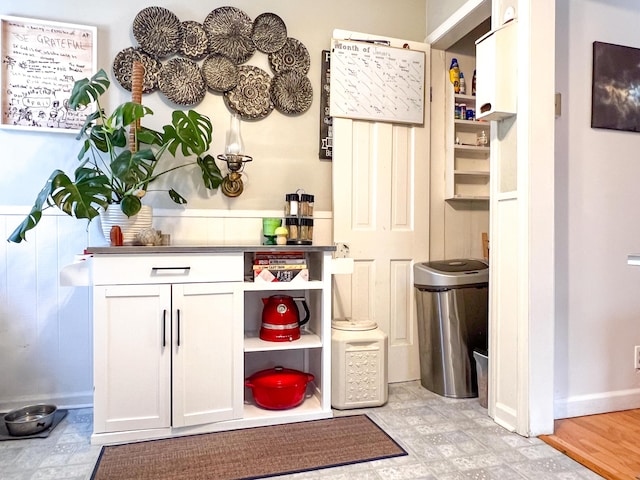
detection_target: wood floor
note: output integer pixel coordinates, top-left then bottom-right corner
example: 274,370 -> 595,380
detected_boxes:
539,409 -> 640,480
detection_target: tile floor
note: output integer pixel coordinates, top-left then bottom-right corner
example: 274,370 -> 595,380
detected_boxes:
0,381 -> 603,480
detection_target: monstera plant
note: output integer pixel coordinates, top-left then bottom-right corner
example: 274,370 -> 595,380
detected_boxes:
8,68 -> 222,243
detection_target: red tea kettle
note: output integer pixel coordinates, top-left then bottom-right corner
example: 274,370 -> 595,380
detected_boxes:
260,295 -> 310,342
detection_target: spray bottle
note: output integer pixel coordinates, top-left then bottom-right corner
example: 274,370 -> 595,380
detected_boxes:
449,58 -> 460,93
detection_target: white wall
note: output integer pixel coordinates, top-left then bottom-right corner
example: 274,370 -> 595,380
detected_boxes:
426,0 -> 470,37
555,0 -> 640,417
0,0 -> 426,409
0,0 -> 426,213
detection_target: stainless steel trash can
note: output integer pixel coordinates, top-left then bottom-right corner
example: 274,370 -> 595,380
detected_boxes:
413,259 -> 488,398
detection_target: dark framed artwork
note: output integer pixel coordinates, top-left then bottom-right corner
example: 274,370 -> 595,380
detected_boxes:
319,49 -> 332,160
591,41 -> 640,132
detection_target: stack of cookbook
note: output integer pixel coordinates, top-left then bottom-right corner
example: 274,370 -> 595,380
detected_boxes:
253,251 -> 309,282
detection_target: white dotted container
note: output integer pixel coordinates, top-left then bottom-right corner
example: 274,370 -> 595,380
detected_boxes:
331,319 -> 388,409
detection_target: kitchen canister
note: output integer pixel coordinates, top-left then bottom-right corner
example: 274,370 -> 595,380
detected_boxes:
299,193 -> 314,216
285,217 -> 300,242
284,193 -> 299,216
299,217 -> 313,243
331,319 -> 388,409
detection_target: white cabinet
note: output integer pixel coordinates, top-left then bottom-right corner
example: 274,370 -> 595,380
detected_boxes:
475,20 -> 517,121
89,247 -> 333,445
93,282 -> 242,435
91,253 -> 244,444
445,92 -> 491,200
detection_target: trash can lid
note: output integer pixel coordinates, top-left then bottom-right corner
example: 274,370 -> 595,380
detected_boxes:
413,258 -> 488,288
423,259 -> 488,273
331,318 -> 377,331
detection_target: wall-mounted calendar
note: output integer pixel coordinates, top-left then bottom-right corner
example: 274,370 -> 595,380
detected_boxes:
329,38 -> 425,125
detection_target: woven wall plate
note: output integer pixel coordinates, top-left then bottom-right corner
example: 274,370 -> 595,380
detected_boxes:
179,21 -> 209,60
251,13 -> 287,54
112,47 -> 161,93
202,54 -> 239,93
224,65 -> 274,120
133,6 -> 182,58
203,6 -> 255,65
269,37 -> 310,74
270,70 -> 313,115
158,58 -> 206,106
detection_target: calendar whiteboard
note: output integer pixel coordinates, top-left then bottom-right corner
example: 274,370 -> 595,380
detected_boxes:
329,38 -> 425,125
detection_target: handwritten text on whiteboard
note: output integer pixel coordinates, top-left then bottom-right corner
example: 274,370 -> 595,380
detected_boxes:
1,16 -> 95,131
329,39 -> 425,125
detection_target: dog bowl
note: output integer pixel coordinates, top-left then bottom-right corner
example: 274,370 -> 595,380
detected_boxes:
4,404 -> 57,436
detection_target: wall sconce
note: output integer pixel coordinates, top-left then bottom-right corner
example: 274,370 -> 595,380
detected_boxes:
217,113 -> 252,197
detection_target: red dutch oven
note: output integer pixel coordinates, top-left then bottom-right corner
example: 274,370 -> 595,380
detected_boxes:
245,366 -> 315,410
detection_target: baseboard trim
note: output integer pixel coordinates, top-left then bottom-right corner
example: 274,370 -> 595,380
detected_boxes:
555,388 -> 640,419
0,392 -> 93,412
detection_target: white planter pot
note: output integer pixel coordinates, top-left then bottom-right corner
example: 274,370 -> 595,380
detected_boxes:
99,205 -> 153,245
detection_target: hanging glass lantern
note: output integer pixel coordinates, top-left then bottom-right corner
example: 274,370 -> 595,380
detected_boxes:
217,113 -> 252,197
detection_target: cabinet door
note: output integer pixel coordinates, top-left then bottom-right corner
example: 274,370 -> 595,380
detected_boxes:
93,284 -> 171,433
172,282 -> 243,427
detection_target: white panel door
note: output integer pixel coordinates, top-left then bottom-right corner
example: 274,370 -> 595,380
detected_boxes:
332,30 -> 430,383
93,284 -> 171,433
172,282 -> 243,427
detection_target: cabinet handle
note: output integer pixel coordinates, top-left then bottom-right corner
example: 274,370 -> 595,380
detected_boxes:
162,310 -> 167,347
176,309 -> 181,347
151,266 -> 191,275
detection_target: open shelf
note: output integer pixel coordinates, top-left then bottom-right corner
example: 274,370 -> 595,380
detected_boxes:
448,194 -> 490,201
454,145 -> 489,155
454,170 -> 490,176
243,280 -> 324,291
241,390 -> 328,423
454,119 -> 490,132
446,91 -> 491,201
244,331 -> 322,352
241,248 -> 332,429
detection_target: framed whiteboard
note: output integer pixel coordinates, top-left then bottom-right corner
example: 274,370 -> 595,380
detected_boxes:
0,15 -> 97,133
329,38 -> 425,125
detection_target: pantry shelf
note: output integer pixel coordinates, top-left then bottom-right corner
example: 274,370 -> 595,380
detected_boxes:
446,91 -> 491,200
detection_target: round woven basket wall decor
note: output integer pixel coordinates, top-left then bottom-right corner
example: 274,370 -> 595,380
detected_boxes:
117,8 -> 312,115
158,58 -> 206,106
224,65 -> 274,120
203,6 -> 255,65
179,21 -> 209,60
270,70 -> 313,115
133,6 -> 182,58
113,47 -> 161,93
